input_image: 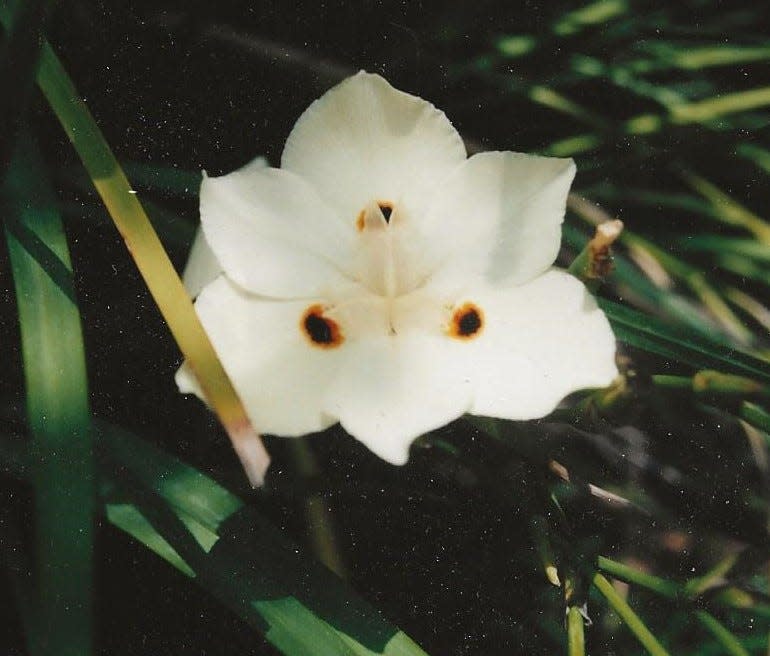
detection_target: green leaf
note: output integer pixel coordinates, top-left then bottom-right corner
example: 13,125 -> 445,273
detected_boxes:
593,573 -> 671,656
695,611 -> 751,656
1,6 -> 270,484
599,298 -> 770,384
2,136 -> 94,656
96,422 -> 429,656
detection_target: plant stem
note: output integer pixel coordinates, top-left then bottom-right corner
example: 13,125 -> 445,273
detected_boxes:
652,372 -> 770,398
695,611 -> 750,656
288,439 -> 348,579
681,171 -> 770,245
530,515 -> 561,587
566,606 -> 586,656
596,557 -> 680,600
592,573 -> 671,656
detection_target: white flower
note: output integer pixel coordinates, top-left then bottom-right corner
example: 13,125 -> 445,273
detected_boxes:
176,71 -> 618,465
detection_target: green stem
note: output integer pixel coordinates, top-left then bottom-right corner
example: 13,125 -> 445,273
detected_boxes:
652,372 -> 770,398
596,557 -> 680,600
530,515 -> 561,587
681,171 -> 770,245
592,573 -> 671,656
288,439 -> 349,579
695,611 -> 751,656
566,606 -> 586,656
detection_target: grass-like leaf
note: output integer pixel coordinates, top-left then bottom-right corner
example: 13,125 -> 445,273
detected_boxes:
2,137 -> 94,656
103,422 -> 430,656
0,8 -> 271,485
592,573 -> 671,656
599,298 -> 770,384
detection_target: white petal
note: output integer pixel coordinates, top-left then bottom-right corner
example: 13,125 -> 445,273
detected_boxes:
183,227 -> 223,298
324,335 -> 474,465
177,276 -> 344,436
422,151 -> 576,291
281,71 -> 466,223
175,360 -> 203,396
200,165 -> 355,299
183,158 -> 268,298
465,270 -> 617,419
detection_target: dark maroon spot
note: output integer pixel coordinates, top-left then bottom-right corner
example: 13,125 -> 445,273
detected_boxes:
301,304 -> 343,348
458,309 -> 482,336
378,203 -> 393,222
449,302 -> 484,340
305,313 -> 334,344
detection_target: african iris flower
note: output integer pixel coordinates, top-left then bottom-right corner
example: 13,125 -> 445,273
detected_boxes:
176,71 -> 618,464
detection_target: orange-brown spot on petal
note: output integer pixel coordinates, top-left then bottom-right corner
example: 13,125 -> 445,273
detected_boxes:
448,302 -> 484,340
301,304 -> 344,349
355,209 -> 366,232
377,201 -> 393,223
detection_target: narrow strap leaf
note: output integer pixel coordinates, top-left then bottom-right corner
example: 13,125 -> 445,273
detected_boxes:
599,298 -> 770,385
0,10 -> 270,485
3,137 -> 94,656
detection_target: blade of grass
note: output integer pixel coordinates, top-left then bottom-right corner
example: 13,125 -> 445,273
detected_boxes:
567,194 -> 752,343
652,372 -> 770,399
97,421 -> 429,656
596,557 -> 680,600
552,0 -> 629,36
547,88 -> 770,157
681,171 -> 770,245
0,420 -> 430,656
592,573 -> 671,656
6,15 -> 270,485
695,611 -> 751,656
725,288 -> 770,333
598,299 -> 770,385
2,137 -> 93,656
741,402 -> 770,434
641,43 -> 770,70
562,222 -> 719,337
678,235 -> 770,263
671,87 -> 770,127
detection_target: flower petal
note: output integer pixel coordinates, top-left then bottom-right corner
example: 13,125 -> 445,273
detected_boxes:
282,71 -> 466,222
182,227 -> 223,298
177,276 -> 344,436
422,151 -> 576,291
324,335 -> 474,465
183,156 -> 269,298
200,165 -> 355,298
465,269 -> 617,419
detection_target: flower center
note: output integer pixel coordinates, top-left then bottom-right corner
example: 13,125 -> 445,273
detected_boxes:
352,199 -> 426,299
300,201 -> 486,348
